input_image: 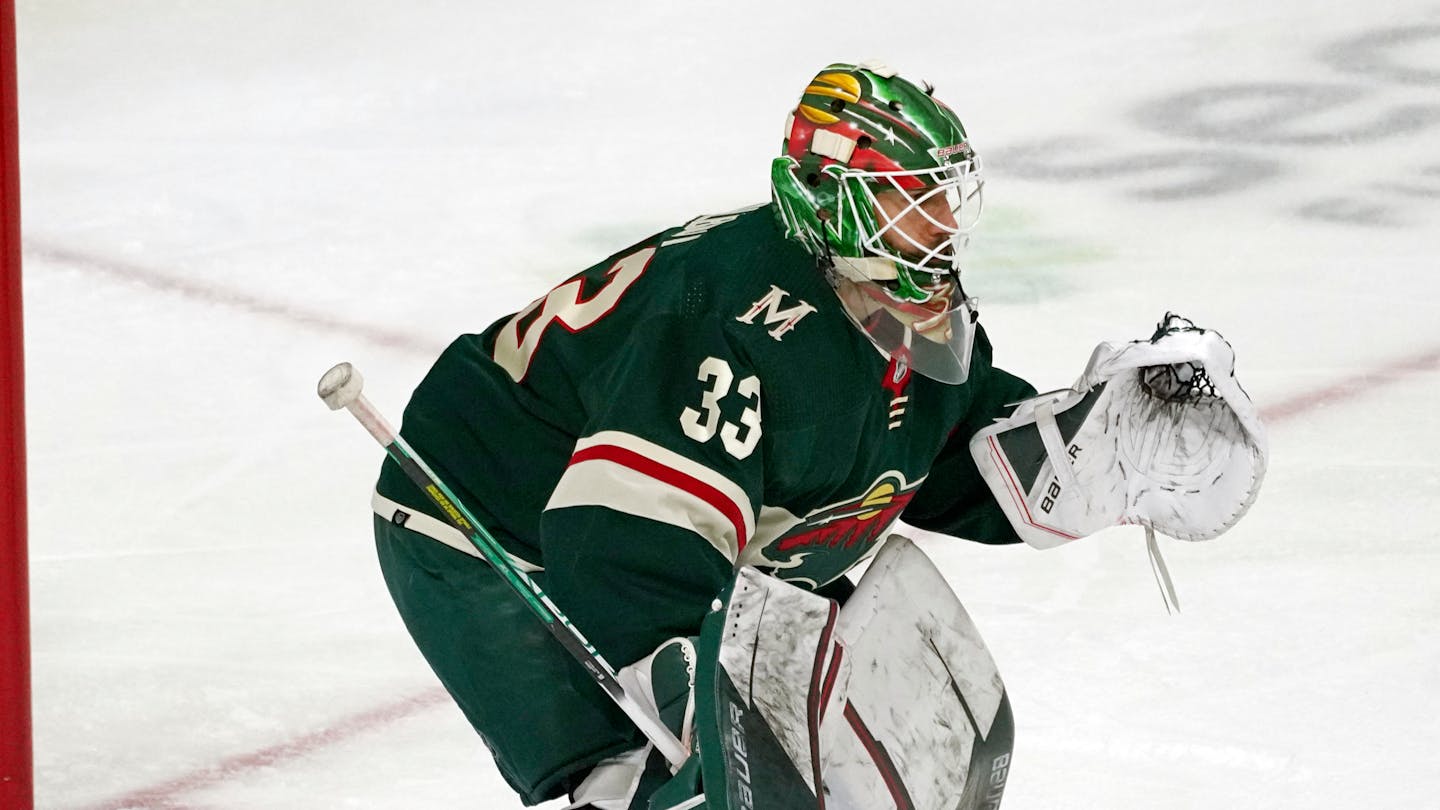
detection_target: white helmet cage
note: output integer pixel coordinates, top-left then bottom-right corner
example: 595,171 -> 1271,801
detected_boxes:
834,157 -> 985,279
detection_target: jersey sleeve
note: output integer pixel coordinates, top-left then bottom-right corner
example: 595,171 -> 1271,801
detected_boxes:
902,330 -> 1038,544
540,311 -> 763,667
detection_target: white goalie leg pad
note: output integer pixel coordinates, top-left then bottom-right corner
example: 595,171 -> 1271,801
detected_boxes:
822,535 -> 1011,810
715,567 -> 843,799
708,537 -> 1011,810
970,313 -> 1269,548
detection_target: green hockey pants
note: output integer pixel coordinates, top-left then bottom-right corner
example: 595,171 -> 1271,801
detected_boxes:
374,515 -> 641,804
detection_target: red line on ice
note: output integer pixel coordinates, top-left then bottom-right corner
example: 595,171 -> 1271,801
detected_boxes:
1258,347 -> 1440,422
75,689 -> 452,810
25,242 -> 444,357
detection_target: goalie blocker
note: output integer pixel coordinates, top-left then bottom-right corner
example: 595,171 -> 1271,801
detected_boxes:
969,313 -> 1268,549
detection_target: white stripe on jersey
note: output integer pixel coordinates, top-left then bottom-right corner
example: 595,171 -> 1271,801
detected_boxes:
371,490 -> 544,572
546,430 -> 756,563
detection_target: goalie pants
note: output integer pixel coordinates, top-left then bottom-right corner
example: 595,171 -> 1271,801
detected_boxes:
374,515 -> 643,804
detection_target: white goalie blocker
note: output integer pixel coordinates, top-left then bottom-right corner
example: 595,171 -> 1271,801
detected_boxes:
969,313 -> 1269,549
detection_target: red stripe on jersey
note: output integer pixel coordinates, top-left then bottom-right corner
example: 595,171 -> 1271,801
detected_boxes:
567,444 -> 750,550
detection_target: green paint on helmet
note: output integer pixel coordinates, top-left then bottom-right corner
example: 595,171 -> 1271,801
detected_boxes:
770,61 -> 984,304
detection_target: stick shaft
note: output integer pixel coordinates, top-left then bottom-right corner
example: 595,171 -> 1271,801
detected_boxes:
341,391 -> 689,766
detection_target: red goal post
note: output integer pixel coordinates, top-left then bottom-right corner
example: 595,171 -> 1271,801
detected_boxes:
0,0 -> 31,806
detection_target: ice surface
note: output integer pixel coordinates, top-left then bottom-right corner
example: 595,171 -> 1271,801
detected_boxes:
15,0 -> 1440,807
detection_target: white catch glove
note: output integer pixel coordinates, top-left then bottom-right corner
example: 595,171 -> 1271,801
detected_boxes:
970,313 -> 1268,549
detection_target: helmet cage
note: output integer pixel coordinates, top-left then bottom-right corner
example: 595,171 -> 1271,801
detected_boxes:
833,157 -> 984,290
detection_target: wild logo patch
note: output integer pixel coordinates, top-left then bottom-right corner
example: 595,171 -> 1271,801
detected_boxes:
759,471 -> 923,586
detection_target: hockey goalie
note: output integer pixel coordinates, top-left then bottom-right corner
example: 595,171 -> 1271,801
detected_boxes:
359,59 -> 1269,810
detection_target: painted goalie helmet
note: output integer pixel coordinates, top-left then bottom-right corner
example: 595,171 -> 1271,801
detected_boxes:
772,61 -> 984,383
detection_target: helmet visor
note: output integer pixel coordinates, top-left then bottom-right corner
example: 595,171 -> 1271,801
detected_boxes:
835,276 -> 978,384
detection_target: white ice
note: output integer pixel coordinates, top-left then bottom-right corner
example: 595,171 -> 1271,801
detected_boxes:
15,0 -> 1440,807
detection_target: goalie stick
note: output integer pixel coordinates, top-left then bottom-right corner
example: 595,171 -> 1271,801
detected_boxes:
316,362 -> 690,768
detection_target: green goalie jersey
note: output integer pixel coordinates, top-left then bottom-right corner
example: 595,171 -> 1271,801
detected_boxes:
376,203 -> 1035,668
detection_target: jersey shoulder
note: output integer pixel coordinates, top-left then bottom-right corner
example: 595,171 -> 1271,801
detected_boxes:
647,204 -> 851,346
630,203 -> 829,323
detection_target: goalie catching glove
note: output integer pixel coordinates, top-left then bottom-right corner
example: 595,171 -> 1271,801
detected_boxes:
970,313 -> 1268,549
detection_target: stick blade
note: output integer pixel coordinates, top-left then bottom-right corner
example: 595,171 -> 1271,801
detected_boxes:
318,362 -> 364,410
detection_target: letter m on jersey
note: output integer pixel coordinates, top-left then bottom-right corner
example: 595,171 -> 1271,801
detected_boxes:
735,285 -> 816,341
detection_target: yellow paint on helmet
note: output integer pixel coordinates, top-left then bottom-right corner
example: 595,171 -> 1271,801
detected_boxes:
813,72 -> 862,102
797,104 -> 840,125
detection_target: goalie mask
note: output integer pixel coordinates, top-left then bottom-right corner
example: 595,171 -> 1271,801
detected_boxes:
771,61 -> 984,383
